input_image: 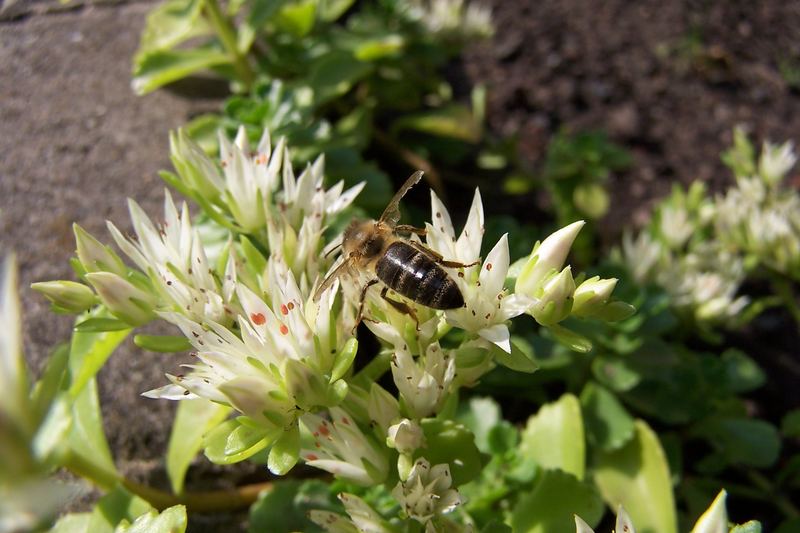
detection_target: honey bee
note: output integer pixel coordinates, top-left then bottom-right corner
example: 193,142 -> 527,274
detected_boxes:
315,171 -> 475,324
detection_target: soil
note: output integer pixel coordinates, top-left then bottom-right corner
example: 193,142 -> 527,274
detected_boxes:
3,0 -> 800,531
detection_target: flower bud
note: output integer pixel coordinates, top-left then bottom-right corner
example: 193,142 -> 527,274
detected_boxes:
73,224 -> 126,276
31,280 -> 97,313
169,129 -> 224,201
85,272 -> 155,325
283,358 -> 334,411
571,276 -> 617,318
759,141 -> 796,187
529,266 -> 576,326
516,221 -> 584,297
387,419 -> 426,454
368,383 -> 400,435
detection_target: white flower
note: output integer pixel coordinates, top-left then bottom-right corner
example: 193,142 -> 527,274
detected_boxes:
690,490 -> 727,533
528,266 -> 576,326
367,383 -> 401,435
300,407 -> 389,486
425,189 -> 531,353
108,190 -> 236,325
759,140 -> 796,186
620,230 -> 664,284
392,341 -> 455,419
387,419 -> 426,454
410,0 -> 493,39
143,257 -> 351,428
310,493 -> 394,533
659,204 -> 693,249
392,458 -> 462,524
572,276 -> 618,318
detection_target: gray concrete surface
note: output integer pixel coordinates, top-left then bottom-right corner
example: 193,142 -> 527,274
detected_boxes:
0,0 -> 224,480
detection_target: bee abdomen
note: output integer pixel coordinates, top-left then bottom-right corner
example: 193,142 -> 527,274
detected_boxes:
375,242 -> 464,309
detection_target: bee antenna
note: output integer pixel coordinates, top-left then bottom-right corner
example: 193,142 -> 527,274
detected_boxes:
324,243 -> 342,258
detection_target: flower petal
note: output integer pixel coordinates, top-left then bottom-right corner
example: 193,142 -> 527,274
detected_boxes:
479,323 -> 511,353
479,234 -> 509,297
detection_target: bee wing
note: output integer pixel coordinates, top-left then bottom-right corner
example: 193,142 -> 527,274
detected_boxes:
314,258 -> 352,301
379,170 -> 424,226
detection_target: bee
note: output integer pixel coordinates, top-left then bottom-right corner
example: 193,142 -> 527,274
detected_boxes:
315,171 -> 476,324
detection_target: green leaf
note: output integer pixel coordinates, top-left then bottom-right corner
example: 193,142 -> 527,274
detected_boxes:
330,338 -> 358,382
421,419 -> 483,485
591,355 -> 641,392
274,0 -> 317,37
268,423 -> 300,475
730,521 -> 762,533
782,409 -> 800,438
593,420 -> 677,533
457,396 -> 502,453
136,0 -> 209,55
308,51 -> 371,106
510,470 -> 604,533
114,505 -> 187,533
132,48 -> 232,96
492,340 -> 539,373
204,419 -> 275,465
480,522 -> 513,533
695,417 -> 780,468
720,349 -> 765,393
167,399 -> 231,493
134,335 -> 191,353
74,317 -> 131,333
185,114 -> 222,154
32,394 -> 72,462
354,35 -> 405,61
49,513 -> 93,533
391,104 -> 481,143
31,343 -> 70,423
68,377 -> 118,481
547,324 -> 592,353
91,487 -> 154,533
248,479 -> 337,533
68,322 -> 131,399
580,382 -> 635,451
519,394 -> 585,480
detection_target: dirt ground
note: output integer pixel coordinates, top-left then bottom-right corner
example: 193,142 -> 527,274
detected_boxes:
2,0 -> 799,530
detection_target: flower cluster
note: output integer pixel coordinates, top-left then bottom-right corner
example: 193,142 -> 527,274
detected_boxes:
618,129 -> 800,329
34,126 -> 630,531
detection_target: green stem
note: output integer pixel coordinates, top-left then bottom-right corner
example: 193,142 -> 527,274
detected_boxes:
353,350 -> 392,388
64,451 -> 271,512
743,467 -> 800,518
203,0 -> 255,89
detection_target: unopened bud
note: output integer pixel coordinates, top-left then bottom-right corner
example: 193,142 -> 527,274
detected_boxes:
387,419 -> 426,454
516,221 -> 584,297
571,276 -> 618,318
529,267 -> 576,326
74,224 -> 126,276
85,272 -> 155,325
31,280 -> 97,313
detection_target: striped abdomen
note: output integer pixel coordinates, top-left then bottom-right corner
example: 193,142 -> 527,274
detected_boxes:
375,241 -> 464,309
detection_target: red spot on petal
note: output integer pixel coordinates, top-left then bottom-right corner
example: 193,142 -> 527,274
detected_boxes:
341,417 -> 350,425
486,263 -> 493,271
306,453 -> 318,461
280,324 -> 289,335
318,424 -> 330,436
287,301 -> 295,310
251,312 -> 266,325
280,304 -> 289,315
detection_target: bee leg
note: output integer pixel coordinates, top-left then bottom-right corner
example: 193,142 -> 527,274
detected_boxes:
395,224 -> 427,236
354,279 -> 380,334
407,240 -> 480,268
380,287 -> 420,331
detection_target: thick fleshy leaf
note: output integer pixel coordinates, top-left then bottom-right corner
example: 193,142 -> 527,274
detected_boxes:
694,417 -> 780,468
492,339 -> 538,373
114,505 -> 187,533
204,419 -> 275,465
248,479 -> 337,533
30,343 -> 69,424
519,394 -> 585,480
132,49 -> 231,95
308,51 -> 371,106
68,319 -> 131,399
580,382 -> 635,451
593,420 -> 677,533
68,378 -> 117,480
547,324 -> 592,353
268,423 -> 300,475
134,334 -> 192,353
167,399 -> 231,493
421,419 -> 483,485
32,394 -> 72,462
510,470 -> 604,533
390,105 -> 482,143
136,0 -> 209,54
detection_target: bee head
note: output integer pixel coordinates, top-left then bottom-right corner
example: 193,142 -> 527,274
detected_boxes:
343,220 -> 385,259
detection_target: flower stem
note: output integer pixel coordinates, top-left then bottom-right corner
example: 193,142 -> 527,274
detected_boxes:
203,0 -> 255,90
64,451 -> 271,512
